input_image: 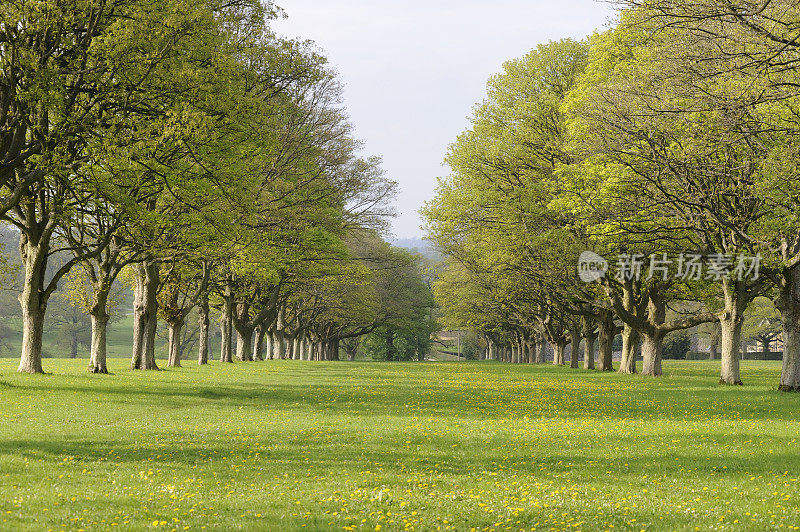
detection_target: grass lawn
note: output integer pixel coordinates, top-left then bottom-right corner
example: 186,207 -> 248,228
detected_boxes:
1,359 -> 799,531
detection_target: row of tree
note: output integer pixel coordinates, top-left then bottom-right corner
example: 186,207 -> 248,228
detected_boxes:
424,0 -> 800,390
1,0 -> 434,373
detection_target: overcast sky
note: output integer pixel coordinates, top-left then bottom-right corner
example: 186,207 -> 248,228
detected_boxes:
273,1 -> 617,238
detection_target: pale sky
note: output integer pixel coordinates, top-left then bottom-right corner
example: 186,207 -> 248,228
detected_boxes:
273,1 -> 617,238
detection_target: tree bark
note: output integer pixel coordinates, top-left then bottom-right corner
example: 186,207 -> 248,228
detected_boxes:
597,310 -> 615,371
274,307 -> 286,359
265,330 -> 274,359
759,337 -> 770,359
777,264 -> 800,391
233,299 -> 254,362
131,260 -> 159,371
641,329 -> 665,376
167,319 -> 183,367
275,329 -> 285,359
219,284 -> 234,363
292,336 -> 301,360
88,298 -> 109,374
719,278 -> 746,385
640,293 -> 666,377
569,327 -> 581,369
582,315 -> 596,370
619,324 -> 639,374
87,272 -> 114,373
254,326 -> 265,361
131,264 -> 146,370
554,342 -> 565,366
198,296 -> 209,365
17,232 -> 48,374
235,326 -> 254,362
522,336 -> 530,363
536,337 -> 546,364
618,279 -> 641,373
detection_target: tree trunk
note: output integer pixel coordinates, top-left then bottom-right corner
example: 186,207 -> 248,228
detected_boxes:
777,264 -> 800,391
131,264 -> 146,370
236,326 -> 254,362
285,334 -> 294,359
88,280 -> 111,374
759,338 -> 770,359
275,329 -> 285,359
618,279 -> 640,373
569,327 -> 581,369
131,260 -> 159,371
554,342 -> 565,366
597,311 -> 615,371
619,324 -> 639,374
719,278 -> 745,385
265,330 -> 274,359
143,262 -> 159,369
582,315 -> 595,370
198,297 -> 209,365
17,233 -> 48,374
640,293 -> 666,377
219,285 -> 233,363
18,292 -> 46,374
254,326 -> 265,361
641,330 -> 665,376
88,311 -> 109,374
233,299 -> 254,362
167,319 -> 183,367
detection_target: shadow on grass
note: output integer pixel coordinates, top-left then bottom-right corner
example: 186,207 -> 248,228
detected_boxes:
1,431 -> 797,484
9,375 -> 800,424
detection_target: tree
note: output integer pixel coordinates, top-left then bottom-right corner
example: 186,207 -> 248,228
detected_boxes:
742,296 -> 782,358
424,40 -> 596,370
613,1 -> 800,390
561,17 -> 773,383
2,0 -> 270,373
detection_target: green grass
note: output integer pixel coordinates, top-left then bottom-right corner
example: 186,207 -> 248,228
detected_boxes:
1,359 -> 799,531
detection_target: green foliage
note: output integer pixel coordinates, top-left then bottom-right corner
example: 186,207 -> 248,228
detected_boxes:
424,39 -> 591,343
362,250 -> 437,361
663,331 -> 691,360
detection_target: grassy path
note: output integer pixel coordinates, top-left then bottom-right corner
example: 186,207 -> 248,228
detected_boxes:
1,360 -> 799,530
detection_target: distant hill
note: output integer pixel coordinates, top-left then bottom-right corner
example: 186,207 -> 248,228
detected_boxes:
390,237 -> 441,261
391,237 -> 430,252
